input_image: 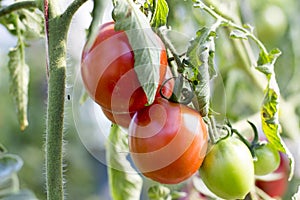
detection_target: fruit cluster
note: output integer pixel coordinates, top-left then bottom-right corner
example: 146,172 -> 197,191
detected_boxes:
81,21 -> 288,199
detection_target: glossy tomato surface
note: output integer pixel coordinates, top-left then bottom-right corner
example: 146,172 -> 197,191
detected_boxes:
199,136 -> 255,199
81,21 -> 168,126
101,66 -> 174,127
253,142 -> 280,176
129,98 -> 208,184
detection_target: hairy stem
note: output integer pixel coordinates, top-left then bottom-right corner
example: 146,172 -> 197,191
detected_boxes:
44,0 -> 87,199
0,1 -> 37,18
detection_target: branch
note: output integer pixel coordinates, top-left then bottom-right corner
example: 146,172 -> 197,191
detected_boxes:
62,0 -> 89,25
0,1 -> 37,18
44,0 -> 88,199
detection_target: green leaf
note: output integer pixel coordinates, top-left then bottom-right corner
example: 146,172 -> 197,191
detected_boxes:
17,8 -> 44,39
8,42 -> 29,131
0,154 -> 23,181
230,30 -> 248,40
150,0 -> 169,28
185,27 -> 217,116
256,49 -> 281,75
260,75 -> 294,180
0,8 -> 43,40
106,125 -> 143,200
0,190 -> 38,200
257,47 -> 294,180
113,0 -> 165,105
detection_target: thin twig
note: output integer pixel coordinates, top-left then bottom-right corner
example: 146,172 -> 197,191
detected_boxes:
0,1 -> 37,18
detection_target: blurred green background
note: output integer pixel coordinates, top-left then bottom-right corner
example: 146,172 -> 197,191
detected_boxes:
0,0 -> 300,199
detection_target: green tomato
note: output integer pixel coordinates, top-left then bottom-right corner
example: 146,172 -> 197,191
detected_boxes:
199,136 -> 255,199
256,5 -> 288,43
253,143 -> 280,176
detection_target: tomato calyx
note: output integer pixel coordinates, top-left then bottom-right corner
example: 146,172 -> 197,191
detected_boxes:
225,120 -> 281,176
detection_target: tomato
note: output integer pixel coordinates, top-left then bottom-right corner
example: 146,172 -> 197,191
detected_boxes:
256,5 -> 288,43
101,67 -> 174,127
81,21 -> 168,126
199,136 -> 255,199
129,97 -> 208,184
255,152 -> 289,198
253,142 -> 280,176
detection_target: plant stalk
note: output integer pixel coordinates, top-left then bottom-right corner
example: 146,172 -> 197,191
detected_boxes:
44,0 -> 87,199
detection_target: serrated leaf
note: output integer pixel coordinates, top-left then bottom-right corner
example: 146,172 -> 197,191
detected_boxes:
106,125 -> 143,200
0,154 -> 23,181
150,0 -> 169,28
256,49 -> 281,75
230,30 -> 248,40
8,42 -> 29,131
185,27 -> 217,116
261,75 -> 294,180
18,9 -> 44,39
0,190 -> 38,200
113,0 -> 164,105
0,9 -> 43,40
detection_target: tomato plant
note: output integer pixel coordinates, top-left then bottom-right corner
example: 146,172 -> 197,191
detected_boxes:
129,97 -> 208,184
81,21 -> 168,127
253,142 -> 280,176
1,0 -> 299,199
256,152 -> 290,198
199,136 -> 255,199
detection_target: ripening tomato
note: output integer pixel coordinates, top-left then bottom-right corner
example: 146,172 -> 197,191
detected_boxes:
101,67 -> 174,127
81,21 -> 168,126
255,152 -> 289,198
129,98 -> 208,184
253,142 -> 280,176
199,136 -> 255,199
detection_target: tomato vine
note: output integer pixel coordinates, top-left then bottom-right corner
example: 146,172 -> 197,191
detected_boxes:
0,0 -> 299,199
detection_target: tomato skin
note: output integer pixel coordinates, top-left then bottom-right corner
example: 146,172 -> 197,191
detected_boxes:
129,98 -> 208,184
81,22 -> 168,126
253,143 -> 280,176
101,67 -> 174,127
199,136 -> 255,199
255,152 -> 289,198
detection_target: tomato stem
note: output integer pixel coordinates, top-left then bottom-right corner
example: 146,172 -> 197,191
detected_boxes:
169,75 -> 184,103
207,116 -> 217,144
232,128 -> 256,158
44,0 -> 88,199
157,27 -> 183,72
247,121 -> 260,146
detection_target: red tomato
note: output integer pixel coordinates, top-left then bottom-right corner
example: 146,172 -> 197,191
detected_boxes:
255,152 -> 289,198
129,98 -> 208,184
101,67 -> 174,127
81,21 -> 168,126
